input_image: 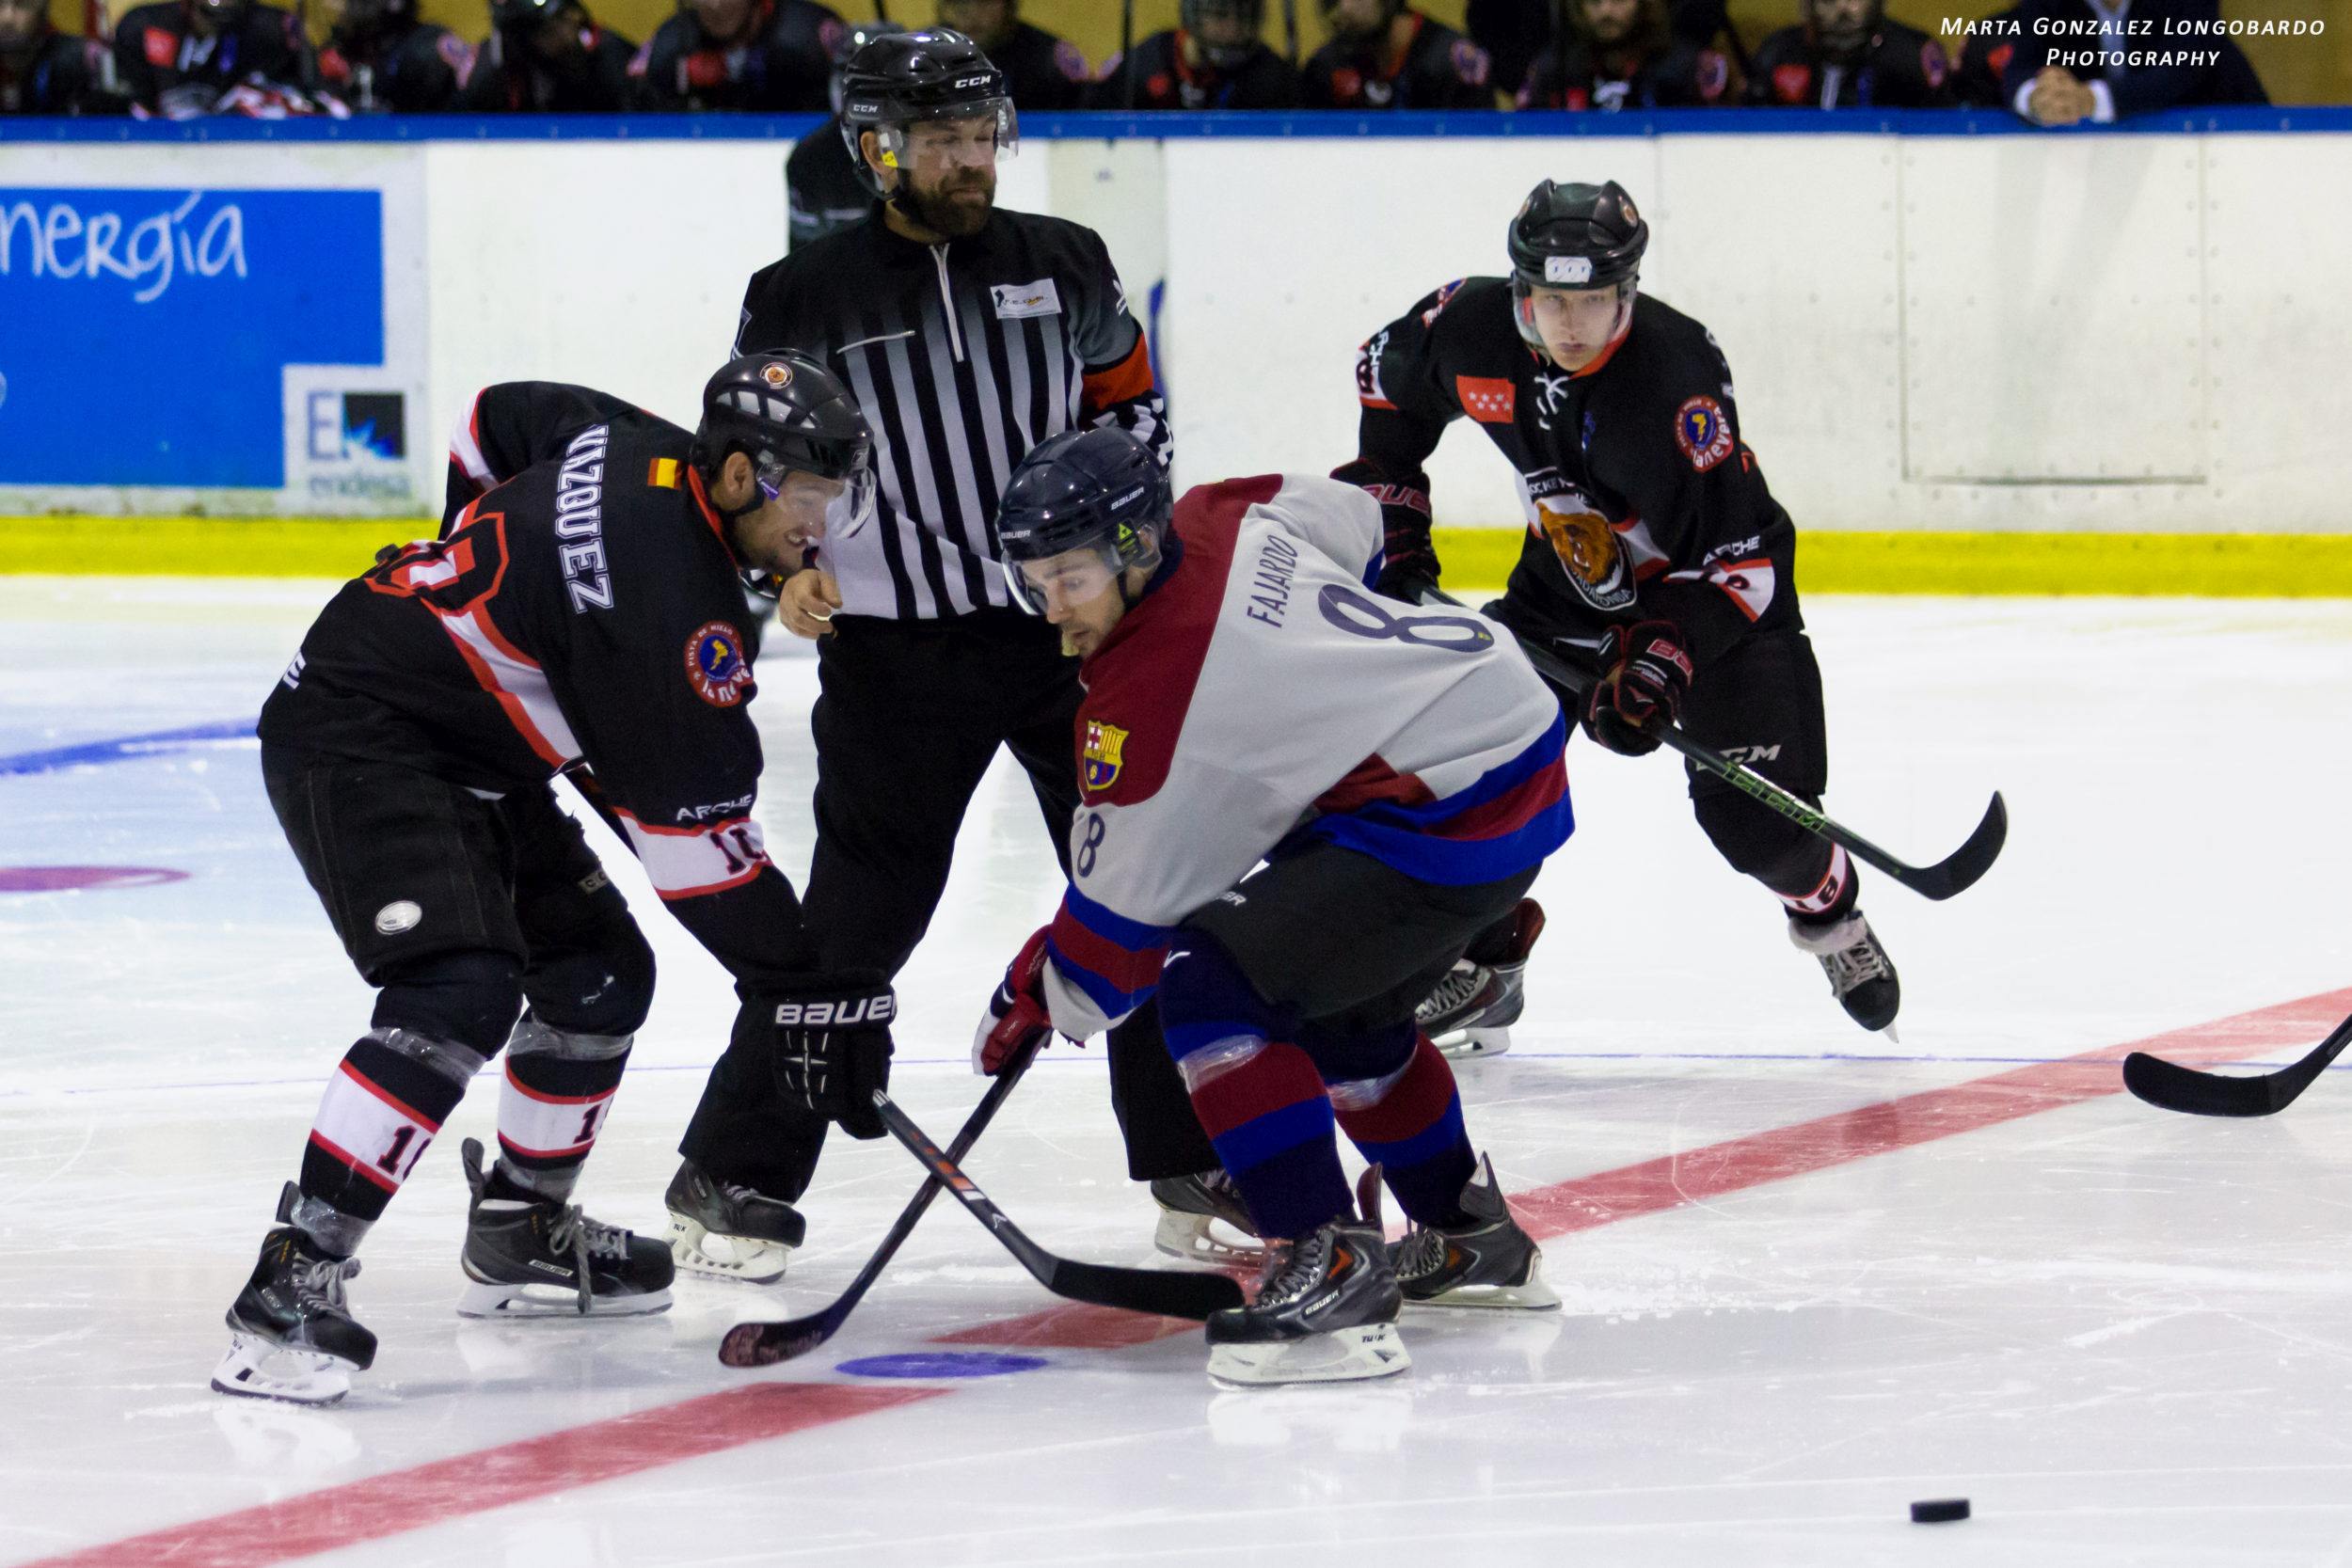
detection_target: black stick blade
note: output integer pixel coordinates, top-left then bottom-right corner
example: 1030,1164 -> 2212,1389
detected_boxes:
2122,1049 -> 2282,1117
1044,1259 -> 1244,1322
1898,792 -> 2008,901
718,1314 -> 839,1369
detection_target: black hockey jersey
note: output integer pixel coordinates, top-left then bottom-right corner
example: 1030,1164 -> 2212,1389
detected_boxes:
1302,10 -> 1496,109
785,116 -> 866,249
1516,38 -> 1733,108
1,27 -> 111,114
111,0 -> 313,115
318,20 -> 471,112
737,206 -> 1167,620
985,20 -> 1089,110
1089,28 -> 1302,109
264,388 -> 816,986
626,0 -> 839,112
453,22 -> 634,111
1746,19 -> 1954,107
1355,277 -> 1797,665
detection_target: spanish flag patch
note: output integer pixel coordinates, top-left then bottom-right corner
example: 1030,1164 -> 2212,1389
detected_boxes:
648,457 -> 680,489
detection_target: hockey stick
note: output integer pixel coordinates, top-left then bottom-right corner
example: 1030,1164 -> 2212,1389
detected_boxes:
875,1088 -> 1245,1322
2122,1009 -> 2352,1117
716,1039 -> 1043,1369
1422,588 -> 2007,902
1120,0 -> 1136,109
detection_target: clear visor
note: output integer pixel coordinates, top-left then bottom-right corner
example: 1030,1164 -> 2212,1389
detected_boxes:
1004,543 -> 1120,618
869,100 -> 1019,175
1512,274 -> 1636,351
755,451 -> 878,542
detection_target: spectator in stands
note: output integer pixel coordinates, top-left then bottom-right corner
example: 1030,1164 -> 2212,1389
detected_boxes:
1302,0 -> 1496,108
112,0 -> 313,116
1,0 -> 115,112
1947,2 -> 2021,105
936,0 -> 1085,108
785,17 -> 898,247
629,0 -> 840,111
1091,0 -> 1301,109
1518,0 -> 1732,108
1999,0 -> 2264,123
456,0 -> 632,109
1476,0 -> 1740,81
1746,0 -> 1953,105
317,0 -> 470,111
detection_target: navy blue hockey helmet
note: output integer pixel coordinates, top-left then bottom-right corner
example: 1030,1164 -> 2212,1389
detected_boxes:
691,351 -> 877,533
836,27 -> 1018,199
996,428 -> 1169,615
1506,179 -> 1648,350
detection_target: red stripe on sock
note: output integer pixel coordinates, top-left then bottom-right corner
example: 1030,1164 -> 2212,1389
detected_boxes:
306,1130 -> 401,1195
24,1384 -> 941,1568
1331,1036 -> 1459,1146
1188,1039 -> 1326,1141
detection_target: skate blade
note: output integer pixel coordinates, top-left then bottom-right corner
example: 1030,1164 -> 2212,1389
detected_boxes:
1405,1273 -> 1564,1312
667,1215 -> 791,1286
455,1280 -> 675,1319
1207,1323 -> 1411,1387
1436,1025 -> 1511,1061
1153,1209 -> 1267,1269
211,1334 -> 354,1406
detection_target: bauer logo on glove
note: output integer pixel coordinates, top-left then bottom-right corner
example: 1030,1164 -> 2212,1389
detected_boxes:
771,994 -> 896,1027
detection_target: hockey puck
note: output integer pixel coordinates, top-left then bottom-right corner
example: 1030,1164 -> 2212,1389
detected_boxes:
1910,1498 -> 1970,1524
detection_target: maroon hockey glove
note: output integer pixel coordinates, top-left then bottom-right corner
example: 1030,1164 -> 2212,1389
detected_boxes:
1583,621 -> 1692,757
1332,457 -> 1439,604
972,927 -> 1055,1076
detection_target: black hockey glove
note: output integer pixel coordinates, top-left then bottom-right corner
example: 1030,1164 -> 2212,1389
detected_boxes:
1332,458 -> 1439,604
1583,621 -> 1692,757
743,973 -> 896,1140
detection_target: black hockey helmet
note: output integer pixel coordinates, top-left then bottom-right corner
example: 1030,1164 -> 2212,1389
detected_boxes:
691,351 -> 877,533
1506,179 -> 1648,349
996,428 -> 1169,616
1181,0 -> 1265,68
490,0 -> 575,35
835,27 -> 1017,199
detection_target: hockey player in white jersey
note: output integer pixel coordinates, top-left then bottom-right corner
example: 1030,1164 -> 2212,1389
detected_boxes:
971,428 -> 1565,1386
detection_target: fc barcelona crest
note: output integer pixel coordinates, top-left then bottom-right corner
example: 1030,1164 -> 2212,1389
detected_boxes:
1082,720 -> 1128,793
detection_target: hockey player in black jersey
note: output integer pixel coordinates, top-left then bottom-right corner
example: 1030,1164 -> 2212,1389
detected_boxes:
1515,0 -> 1733,110
215,353 -> 882,1405
0,0 -> 113,114
316,0 -> 471,111
627,0 -> 840,112
1745,0 -> 1954,107
1089,0 -> 1302,110
1302,0 -> 1496,110
786,19 -> 902,250
1343,180 -> 1901,1042
453,0 -> 633,111
111,0 -> 314,117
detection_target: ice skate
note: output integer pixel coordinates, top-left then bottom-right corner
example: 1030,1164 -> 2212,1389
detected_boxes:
1205,1217 -> 1408,1387
1417,898 -> 1546,1059
212,1183 -> 376,1406
1151,1168 -> 1266,1267
456,1138 -> 674,1317
664,1159 -> 804,1285
1788,908 -> 1900,1035
1389,1155 -> 1560,1311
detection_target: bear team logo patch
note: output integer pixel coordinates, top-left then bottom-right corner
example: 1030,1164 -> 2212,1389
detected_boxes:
1676,395 -> 1736,471
685,622 -> 753,707
1081,720 -> 1128,793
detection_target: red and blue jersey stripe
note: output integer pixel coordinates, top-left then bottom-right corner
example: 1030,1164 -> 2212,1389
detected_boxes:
1044,882 -> 1171,1023
1295,711 -> 1572,886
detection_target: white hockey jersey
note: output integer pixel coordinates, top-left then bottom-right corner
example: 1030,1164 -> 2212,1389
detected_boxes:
1039,472 -> 1573,1040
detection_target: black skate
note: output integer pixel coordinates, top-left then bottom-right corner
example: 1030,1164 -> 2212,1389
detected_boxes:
1416,898 -> 1546,1059
1205,1217 -> 1408,1386
456,1138 -> 674,1318
212,1183 -> 376,1406
1788,909 -> 1901,1036
1151,1169 -> 1266,1267
664,1160 -> 805,1285
1387,1156 -> 1561,1311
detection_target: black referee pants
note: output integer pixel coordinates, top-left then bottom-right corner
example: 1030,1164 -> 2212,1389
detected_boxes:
680,608 -> 1217,1199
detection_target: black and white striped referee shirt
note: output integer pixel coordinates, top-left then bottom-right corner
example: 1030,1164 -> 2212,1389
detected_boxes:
736,202 -> 1170,620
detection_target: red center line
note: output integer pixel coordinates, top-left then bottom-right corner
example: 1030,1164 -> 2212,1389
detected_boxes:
34,986 -> 2349,1567
940,985 -> 2352,1351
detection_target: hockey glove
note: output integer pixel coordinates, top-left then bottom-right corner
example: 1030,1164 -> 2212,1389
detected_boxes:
1332,458 -> 1439,605
972,927 -> 1055,1076
1583,620 -> 1693,757
747,973 -> 896,1139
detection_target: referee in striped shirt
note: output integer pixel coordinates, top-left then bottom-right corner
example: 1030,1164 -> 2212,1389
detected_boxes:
671,26 -> 1225,1271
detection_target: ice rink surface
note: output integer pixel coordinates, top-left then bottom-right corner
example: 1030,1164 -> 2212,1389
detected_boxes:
5,575 -> 2352,1567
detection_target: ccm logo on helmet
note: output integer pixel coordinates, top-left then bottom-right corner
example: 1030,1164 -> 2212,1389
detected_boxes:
953,74 -> 991,87
771,996 -> 898,1026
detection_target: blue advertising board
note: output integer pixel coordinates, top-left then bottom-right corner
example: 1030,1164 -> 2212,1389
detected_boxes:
0,186 -> 391,493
